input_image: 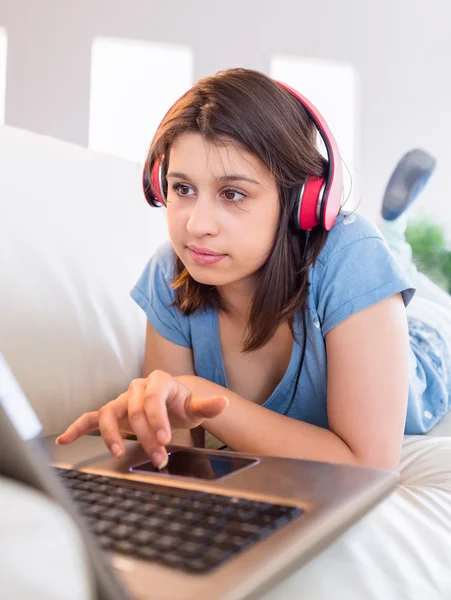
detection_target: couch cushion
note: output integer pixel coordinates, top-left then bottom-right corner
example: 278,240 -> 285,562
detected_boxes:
261,435 -> 451,600
0,125 -> 169,434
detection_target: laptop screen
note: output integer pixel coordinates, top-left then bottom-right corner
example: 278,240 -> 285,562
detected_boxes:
0,353 -> 42,441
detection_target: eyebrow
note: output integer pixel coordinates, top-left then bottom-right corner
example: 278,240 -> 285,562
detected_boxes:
166,171 -> 260,185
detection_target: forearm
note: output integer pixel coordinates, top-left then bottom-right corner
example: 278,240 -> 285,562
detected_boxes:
176,375 -> 361,466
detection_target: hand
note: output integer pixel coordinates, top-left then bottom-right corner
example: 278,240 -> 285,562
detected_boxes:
55,370 -> 229,469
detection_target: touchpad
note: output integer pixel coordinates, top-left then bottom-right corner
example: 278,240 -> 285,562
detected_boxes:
130,449 -> 258,480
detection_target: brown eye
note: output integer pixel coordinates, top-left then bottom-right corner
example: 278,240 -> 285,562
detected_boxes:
173,183 -> 195,197
222,189 -> 246,203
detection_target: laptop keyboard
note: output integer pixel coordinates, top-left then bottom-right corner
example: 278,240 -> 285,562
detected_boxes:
54,467 -> 303,574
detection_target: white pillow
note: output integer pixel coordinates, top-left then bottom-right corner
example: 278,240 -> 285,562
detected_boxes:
0,125 -> 169,434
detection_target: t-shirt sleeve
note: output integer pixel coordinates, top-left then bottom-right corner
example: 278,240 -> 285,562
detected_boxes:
130,242 -> 191,348
313,224 -> 416,337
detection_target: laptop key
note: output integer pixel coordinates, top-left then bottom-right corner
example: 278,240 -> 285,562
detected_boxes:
120,512 -> 143,525
205,547 -> 234,565
109,486 -> 131,499
262,505 -> 292,517
112,540 -> 135,555
119,499 -> 141,511
94,484 -> 114,494
82,503 -> 106,518
250,513 -> 280,528
212,532 -> 250,551
59,469 -> 79,479
131,530 -> 158,545
206,504 -> 234,517
97,496 -> 119,507
166,521 -> 188,534
223,497 -> 252,508
110,524 -> 135,540
70,481 -> 93,491
92,520 -> 113,535
72,489 -> 91,501
103,508 -> 125,521
92,475 -> 112,483
179,540 -> 205,558
252,501 -> 274,511
178,510 -> 202,524
204,514 -> 227,528
134,504 -> 158,516
98,535 -> 115,550
83,492 -> 104,503
135,546 -> 159,561
160,553 -> 186,569
164,496 -> 191,508
76,472 -> 99,481
142,516 -> 167,530
181,557 -> 212,573
188,526 -> 214,540
225,522 -> 262,537
234,509 -> 258,521
160,506 -> 179,518
122,489 -> 148,500
154,534 -> 178,551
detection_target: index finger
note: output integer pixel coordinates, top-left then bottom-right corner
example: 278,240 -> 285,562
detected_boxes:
55,411 -> 100,445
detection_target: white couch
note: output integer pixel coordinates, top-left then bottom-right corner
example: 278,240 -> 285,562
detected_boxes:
1,125 -> 451,599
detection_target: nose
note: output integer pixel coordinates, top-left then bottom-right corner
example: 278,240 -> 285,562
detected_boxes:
186,195 -> 220,238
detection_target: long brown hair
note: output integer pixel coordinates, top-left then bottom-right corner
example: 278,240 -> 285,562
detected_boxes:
144,68 -> 338,352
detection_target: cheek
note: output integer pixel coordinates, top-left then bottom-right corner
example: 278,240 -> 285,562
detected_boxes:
233,223 -> 277,271
241,207 -> 279,254
166,210 -> 184,241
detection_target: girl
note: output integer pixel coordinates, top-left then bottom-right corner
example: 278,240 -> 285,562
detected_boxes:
56,69 -> 450,471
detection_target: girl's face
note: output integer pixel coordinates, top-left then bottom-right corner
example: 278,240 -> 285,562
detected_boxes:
166,132 -> 280,293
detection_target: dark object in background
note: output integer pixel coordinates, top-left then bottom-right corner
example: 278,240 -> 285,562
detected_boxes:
381,149 -> 437,221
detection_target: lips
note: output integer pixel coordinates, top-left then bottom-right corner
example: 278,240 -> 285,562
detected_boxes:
187,244 -> 225,256
187,245 -> 227,266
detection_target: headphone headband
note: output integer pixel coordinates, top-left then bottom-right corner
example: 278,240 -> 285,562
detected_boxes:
143,76 -> 343,231
274,81 -> 343,230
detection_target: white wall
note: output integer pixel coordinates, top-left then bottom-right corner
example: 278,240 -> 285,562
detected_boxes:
0,0 -> 449,224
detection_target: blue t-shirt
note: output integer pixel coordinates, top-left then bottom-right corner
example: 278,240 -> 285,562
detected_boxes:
131,211 -> 449,435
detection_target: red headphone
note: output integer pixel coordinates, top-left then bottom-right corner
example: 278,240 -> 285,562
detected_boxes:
142,79 -> 343,231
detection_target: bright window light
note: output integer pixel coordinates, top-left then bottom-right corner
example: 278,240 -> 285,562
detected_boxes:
270,56 -> 359,209
89,38 -> 193,164
0,27 -> 7,125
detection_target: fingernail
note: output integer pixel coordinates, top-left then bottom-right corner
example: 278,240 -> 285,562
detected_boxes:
156,429 -> 168,445
55,436 -> 62,445
111,443 -> 124,458
152,452 -> 167,470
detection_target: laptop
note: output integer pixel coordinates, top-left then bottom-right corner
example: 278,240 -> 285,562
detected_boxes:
0,353 -> 399,600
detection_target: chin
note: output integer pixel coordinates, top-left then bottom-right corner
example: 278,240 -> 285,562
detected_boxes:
185,266 -> 224,286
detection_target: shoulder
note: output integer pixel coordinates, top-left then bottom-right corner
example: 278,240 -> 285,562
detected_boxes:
152,240 -> 176,276
131,239 -> 176,307
316,211 -> 386,266
143,240 -> 177,295
310,210 -> 415,335
131,240 -> 193,347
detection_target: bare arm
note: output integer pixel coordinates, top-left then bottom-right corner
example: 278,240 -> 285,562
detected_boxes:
58,296 -> 409,469
177,294 -> 410,470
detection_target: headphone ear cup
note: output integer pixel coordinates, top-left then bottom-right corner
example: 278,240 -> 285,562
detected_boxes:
294,177 -> 325,231
142,157 -> 166,207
